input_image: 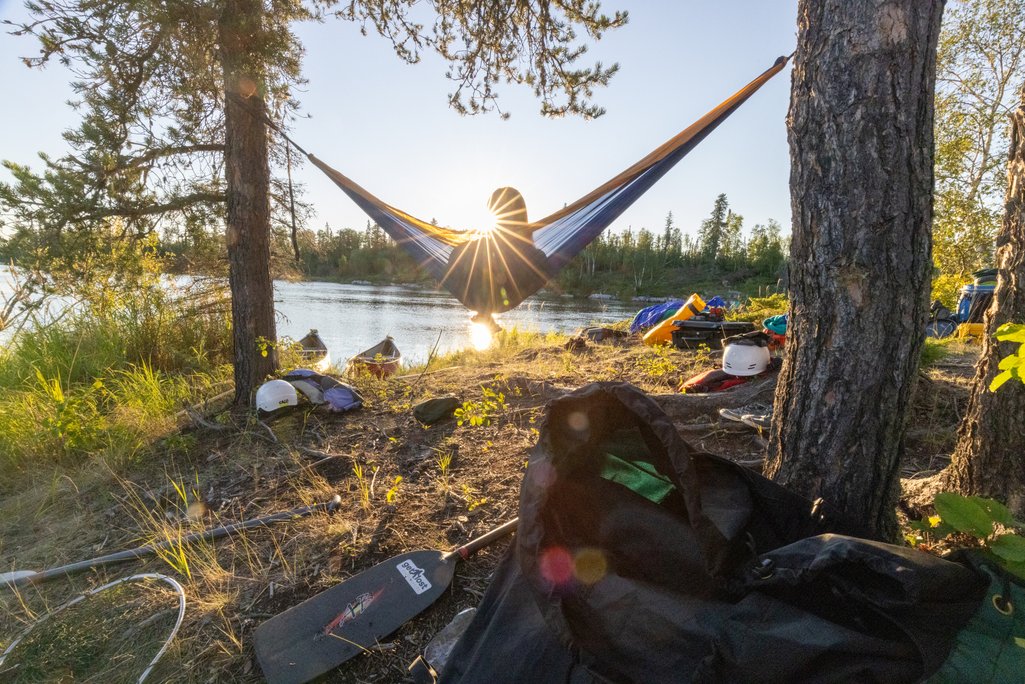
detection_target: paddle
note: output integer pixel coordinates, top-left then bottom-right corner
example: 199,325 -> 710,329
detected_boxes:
0,495 -> 342,589
254,517 -> 518,684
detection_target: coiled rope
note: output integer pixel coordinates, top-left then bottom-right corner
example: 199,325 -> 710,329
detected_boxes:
0,573 -> 187,683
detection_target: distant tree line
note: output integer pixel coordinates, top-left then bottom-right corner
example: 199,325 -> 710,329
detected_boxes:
1,192 -> 787,296
557,193 -> 787,296
271,191 -> 788,293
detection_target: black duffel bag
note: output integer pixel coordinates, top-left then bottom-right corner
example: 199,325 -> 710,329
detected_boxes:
440,382 -> 987,684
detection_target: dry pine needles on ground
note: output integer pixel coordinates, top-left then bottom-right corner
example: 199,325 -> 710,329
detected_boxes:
0,336 -> 979,682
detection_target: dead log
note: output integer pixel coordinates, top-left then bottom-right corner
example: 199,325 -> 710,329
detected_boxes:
652,377 -> 777,423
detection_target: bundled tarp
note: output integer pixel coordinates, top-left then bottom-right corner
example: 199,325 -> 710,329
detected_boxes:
629,300 -> 684,334
440,383 -> 996,683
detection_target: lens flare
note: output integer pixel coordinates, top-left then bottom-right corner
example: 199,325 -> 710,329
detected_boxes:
567,411 -> 590,433
470,201 -> 501,238
574,548 -> 608,585
469,322 -> 494,350
539,546 -> 575,587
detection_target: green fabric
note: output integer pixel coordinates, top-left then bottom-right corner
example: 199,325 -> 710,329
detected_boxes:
599,453 -> 676,505
927,564 -> 1025,683
599,428 -> 653,462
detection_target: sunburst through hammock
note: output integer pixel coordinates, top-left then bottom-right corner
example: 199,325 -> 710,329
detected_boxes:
296,56 -> 791,328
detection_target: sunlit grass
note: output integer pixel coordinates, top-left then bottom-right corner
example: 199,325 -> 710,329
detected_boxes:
0,266 -> 232,475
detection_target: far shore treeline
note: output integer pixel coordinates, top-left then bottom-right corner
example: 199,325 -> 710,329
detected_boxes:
1,192 -> 787,300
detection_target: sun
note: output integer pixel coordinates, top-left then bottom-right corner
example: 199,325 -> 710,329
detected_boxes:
474,221 -> 499,238
469,321 -> 495,350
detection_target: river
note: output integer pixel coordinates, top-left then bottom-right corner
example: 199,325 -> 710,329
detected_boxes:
277,281 -> 638,366
0,265 -> 640,366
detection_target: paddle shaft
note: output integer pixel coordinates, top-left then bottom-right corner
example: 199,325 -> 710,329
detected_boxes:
8,496 -> 342,588
443,517 -> 519,562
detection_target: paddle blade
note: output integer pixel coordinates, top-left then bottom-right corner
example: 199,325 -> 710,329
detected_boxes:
255,549 -> 457,684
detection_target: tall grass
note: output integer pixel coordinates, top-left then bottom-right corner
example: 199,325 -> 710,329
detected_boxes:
0,241 -> 232,474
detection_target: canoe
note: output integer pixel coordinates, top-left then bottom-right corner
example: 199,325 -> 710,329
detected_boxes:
642,293 -> 706,346
347,336 -> 401,378
298,329 -> 331,371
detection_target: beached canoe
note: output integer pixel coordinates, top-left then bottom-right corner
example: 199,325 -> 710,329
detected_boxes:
347,336 -> 401,378
298,329 -> 331,371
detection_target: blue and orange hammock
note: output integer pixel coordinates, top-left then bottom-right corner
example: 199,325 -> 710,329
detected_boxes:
298,55 -> 790,321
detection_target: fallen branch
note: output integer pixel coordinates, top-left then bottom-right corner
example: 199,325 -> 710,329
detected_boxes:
173,385 -> 234,426
394,366 -> 465,381
185,408 -> 232,432
676,422 -> 752,433
652,377 -> 777,423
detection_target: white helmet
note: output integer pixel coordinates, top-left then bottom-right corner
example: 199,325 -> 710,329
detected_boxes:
256,379 -> 298,412
722,342 -> 771,376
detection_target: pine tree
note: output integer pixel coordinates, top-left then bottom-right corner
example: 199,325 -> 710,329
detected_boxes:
943,81 -> 1025,516
767,0 -> 944,538
2,1 -> 628,402
697,193 -> 729,262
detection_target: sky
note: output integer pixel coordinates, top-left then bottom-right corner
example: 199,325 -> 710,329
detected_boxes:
0,1 -> 799,241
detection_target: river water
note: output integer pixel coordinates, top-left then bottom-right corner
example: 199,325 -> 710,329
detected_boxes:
276,280 -> 637,366
0,265 -> 639,366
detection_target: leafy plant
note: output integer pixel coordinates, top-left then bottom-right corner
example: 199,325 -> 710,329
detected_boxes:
635,343 -> 677,384
385,476 -> 403,504
910,492 -> 1025,579
692,342 -> 714,368
32,368 -> 105,459
461,484 -> 488,512
727,293 -> 788,323
454,385 -> 506,427
989,323 -> 1025,391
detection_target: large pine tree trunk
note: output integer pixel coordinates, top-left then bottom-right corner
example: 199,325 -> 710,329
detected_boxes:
219,0 -> 277,404
943,85 -> 1025,515
765,0 -> 943,539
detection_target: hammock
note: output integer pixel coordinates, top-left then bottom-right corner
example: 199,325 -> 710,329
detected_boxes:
303,55 -> 790,320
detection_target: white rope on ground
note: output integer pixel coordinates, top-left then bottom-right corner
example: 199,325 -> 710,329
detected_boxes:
0,573 -> 187,683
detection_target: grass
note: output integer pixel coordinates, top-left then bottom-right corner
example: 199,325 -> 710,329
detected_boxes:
920,336 -> 965,368
401,326 -> 568,375
1,577 -> 184,683
0,261 -> 232,475
0,256 -> 970,683
726,293 -> 788,323
0,315 -> 982,682
0,356 -> 229,474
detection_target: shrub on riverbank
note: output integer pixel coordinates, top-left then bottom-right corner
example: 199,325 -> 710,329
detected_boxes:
0,243 -> 232,474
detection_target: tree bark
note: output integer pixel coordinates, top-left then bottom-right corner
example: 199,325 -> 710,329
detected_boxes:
943,84 -> 1025,516
219,0 -> 277,404
766,0 -> 944,539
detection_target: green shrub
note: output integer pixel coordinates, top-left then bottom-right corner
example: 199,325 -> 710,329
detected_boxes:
727,293 -> 788,323
0,239 -> 231,474
910,492 -> 1025,580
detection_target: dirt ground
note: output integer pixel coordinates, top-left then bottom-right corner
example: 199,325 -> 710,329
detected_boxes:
0,335 -> 980,683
